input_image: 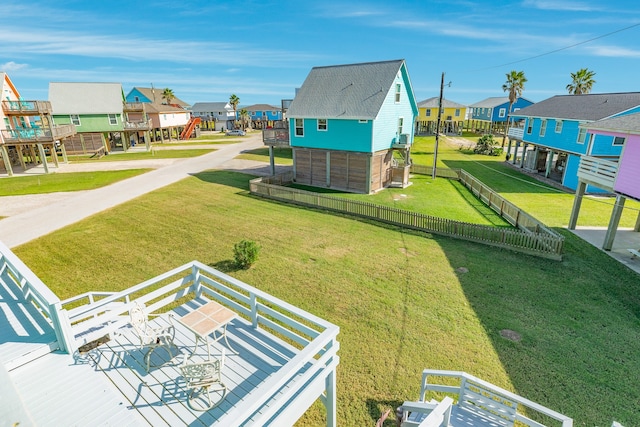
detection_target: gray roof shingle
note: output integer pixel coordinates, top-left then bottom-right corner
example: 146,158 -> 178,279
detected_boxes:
583,112 -> 640,134
469,97 -> 511,108
287,59 -> 406,119
191,102 -> 231,112
514,92 -> 640,121
418,97 -> 466,108
49,82 -> 124,114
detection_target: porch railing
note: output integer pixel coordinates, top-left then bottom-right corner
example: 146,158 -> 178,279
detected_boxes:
123,120 -> 152,130
1,100 -> 52,115
507,126 -> 524,139
1,125 -> 77,143
576,155 -> 617,191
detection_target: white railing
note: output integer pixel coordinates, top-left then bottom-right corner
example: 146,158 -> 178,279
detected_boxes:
124,120 -> 152,130
419,369 -> 573,427
0,241 -> 72,353
577,155 -> 618,191
507,126 -> 524,139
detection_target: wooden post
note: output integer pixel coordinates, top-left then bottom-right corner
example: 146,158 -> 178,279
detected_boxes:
0,145 -> 13,176
269,146 -> 275,175
520,143 -> 528,168
432,72 -> 445,179
512,141 -> 519,164
603,195 -> 626,251
568,181 -> 586,230
545,150 -> 554,178
37,143 -> 49,173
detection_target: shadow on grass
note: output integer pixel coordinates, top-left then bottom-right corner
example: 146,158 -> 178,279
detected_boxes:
208,259 -> 243,273
365,398 -> 402,427
441,159 -> 561,194
446,179 -> 511,227
190,170 -> 255,190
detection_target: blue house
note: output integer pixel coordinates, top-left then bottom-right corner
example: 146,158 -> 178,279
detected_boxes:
240,104 -> 282,129
507,92 -> 640,192
469,96 -> 533,134
286,59 -> 418,194
125,87 -> 190,110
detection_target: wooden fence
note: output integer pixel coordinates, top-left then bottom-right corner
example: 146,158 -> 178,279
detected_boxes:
250,168 -> 564,260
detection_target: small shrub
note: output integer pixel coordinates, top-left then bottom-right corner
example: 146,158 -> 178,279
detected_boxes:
233,240 -> 260,269
473,134 -> 503,156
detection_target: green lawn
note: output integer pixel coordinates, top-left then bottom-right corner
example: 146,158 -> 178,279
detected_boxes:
13,167 -> 640,425
0,169 -> 150,196
69,148 -> 215,162
235,146 -> 293,165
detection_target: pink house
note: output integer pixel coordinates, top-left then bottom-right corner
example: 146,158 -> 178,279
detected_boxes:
569,113 -> 640,250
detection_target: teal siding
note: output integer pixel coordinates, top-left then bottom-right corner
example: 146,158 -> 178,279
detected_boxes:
125,88 -> 151,103
372,68 -> 415,152
289,118 -> 373,152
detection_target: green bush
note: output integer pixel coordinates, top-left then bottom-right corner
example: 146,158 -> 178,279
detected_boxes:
233,239 -> 260,269
473,134 -> 503,156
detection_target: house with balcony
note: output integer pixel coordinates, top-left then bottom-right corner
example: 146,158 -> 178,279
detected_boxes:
568,113 -> 640,251
416,97 -> 467,135
49,82 -> 128,154
469,96 -> 533,135
125,87 -> 191,110
1,73 -> 76,176
240,104 -> 282,129
191,102 -> 236,131
507,92 -> 640,192
285,59 -> 418,194
136,103 -> 190,143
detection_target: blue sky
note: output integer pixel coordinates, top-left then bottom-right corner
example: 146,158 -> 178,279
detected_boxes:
1,0 -> 640,107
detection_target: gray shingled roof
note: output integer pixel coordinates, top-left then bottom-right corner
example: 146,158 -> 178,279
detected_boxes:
514,93 -> 640,121
191,102 -> 230,112
583,112 -> 640,134
49,82 -> 124,114
418,97 -> 466,108
287,59 -> 408,119
468,97 -> 511,108
242,103 -> 280,111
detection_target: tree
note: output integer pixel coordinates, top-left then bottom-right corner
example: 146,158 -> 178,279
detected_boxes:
501,70 -> 527,147
229,94 -> 240,128
161,88 -> 175,105
239,108 -> 250,130
566,68 -> 596,95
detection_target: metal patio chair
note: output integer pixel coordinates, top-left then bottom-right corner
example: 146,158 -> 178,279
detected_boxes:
129,301 -> 176,372
180,349 -> 227,411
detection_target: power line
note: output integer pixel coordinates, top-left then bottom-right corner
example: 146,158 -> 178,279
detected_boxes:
476,22 -> 640,71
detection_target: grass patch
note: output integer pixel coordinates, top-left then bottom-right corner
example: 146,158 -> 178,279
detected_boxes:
236,147 -> 293,165
69,148 -> 215,162
0,169 -> 150,196
13,168 -> 640,426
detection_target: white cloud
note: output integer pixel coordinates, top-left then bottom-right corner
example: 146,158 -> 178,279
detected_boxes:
522,0 -> 598,12
0,61 -> 28,72
586,44 -> 640,58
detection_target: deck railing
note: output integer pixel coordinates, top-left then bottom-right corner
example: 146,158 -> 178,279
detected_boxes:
576,155 -> 617,191
1,100 -> 52,115
123,119 -> 152,130
419,369 -> 573,427
250,168 -> 564,260
507,126 -> 525,139
0,241 -> 72,353
1,125 -> 77,143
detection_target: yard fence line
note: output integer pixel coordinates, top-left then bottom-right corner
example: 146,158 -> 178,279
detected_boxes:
249,167 -> 563,260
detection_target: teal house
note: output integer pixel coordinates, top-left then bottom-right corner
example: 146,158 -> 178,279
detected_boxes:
287,59 -> 417,194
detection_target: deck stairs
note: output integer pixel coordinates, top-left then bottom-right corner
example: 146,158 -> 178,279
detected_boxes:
180,117 -> 201,140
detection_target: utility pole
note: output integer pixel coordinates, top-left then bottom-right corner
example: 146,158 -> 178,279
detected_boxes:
432,72 -> 445,179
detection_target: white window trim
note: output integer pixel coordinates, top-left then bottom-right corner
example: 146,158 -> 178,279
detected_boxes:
108,114 -> 118,125
539,119 -> 547,137
70,114 -> 81,126
613,136 -> 626,146
294,118 -> 304,137
498,108 -> 506,118
577,128 -> 587,144
395,84 -> 401,103
397,117 -> 404,135
555,120 -> 563,133
317,118 -> 327,131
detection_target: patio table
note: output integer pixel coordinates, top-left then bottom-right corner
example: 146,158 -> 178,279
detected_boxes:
174,301 -> 237,360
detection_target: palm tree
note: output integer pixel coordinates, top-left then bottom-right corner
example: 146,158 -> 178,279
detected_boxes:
501,70 -> 527,147
229,94 -> 240,128
239,108 -> 250,130
566,68 -> 596,95
162,88 -> 175,105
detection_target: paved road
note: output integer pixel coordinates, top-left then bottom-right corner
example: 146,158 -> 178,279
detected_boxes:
0,134 -> 283,248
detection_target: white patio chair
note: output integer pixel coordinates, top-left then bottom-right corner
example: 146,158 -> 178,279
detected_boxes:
180,349 -> 227,411
129,301 -> 176,372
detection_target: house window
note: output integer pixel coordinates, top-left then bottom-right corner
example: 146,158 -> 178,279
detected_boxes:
317,119 -> 327,131
359,119 -> 368,123
134,96 -> 140,102
295,118 -> 304,136
577,128 -> 587,144
70,114 -> 81,126
555,120 -> 563,133
262,111 -> 267,117
499,108 -> 506,118
426,109 -> 431,117
108,114 -> 118,125
526,121 -> 532,134
613,136 -> 626,146
397,117 -> 404,135
251,111 -> 256,116
395,84 -> 401,103
539,119 -> 547,136
455,109 -> 460,117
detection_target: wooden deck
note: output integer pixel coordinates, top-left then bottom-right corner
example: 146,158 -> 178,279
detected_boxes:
1,246 -> 339,427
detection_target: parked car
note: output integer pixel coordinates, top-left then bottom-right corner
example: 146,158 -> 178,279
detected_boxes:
225,129 -> 246,136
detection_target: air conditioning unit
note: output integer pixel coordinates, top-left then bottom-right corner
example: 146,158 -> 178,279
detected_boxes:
399,133 -> 409,144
